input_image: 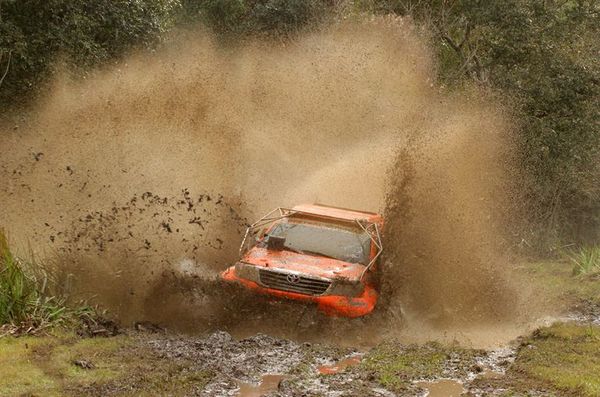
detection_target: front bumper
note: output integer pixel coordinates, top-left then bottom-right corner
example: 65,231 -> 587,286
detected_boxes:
220,267 -> 378,318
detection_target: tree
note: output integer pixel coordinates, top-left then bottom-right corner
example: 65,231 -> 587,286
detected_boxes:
0,0 -> 180,106
366,0 -> 600,248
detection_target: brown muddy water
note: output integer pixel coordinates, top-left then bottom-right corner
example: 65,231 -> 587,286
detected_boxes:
237,374 -> 285,397
415,379 -> 464,397
317,354 -> 363,375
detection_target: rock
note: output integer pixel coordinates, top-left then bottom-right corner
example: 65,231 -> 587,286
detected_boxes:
73,359 -> 95,369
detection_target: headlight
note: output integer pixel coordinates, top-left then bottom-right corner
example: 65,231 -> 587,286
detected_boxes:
234,262 -> 259,282
328,279 -> 364,297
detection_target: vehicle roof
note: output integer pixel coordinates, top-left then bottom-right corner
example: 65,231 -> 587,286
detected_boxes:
291,204 -> 383,224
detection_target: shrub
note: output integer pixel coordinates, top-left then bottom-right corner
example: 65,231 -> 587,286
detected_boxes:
363,0 -> 600,249
568,246 -> 600,277
0,0 -> 180,106
0,232 -> 39,324
0,230 -> 92,333
181,0 -> 329,36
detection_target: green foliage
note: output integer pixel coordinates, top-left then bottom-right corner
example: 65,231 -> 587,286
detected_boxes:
250,0 -> 323,34
0,230 -> 89,331
0,0 -> 598,249
363,0 -> 600,249
208,0 -> 247,31
0,0 -> 329,106
0,231 -> 38,324
180,0 -> 328,36
567,246 -> 600,276
0,0 -> 180,105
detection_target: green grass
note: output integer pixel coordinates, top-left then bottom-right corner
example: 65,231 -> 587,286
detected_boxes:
0,333 -> 133,396
523,260 -> 600,306
566,246 -> 600,277
0,336 -> 60,396
0,230 -> 39,324
0,332 -> 214,396
0,230 -> 97,334
511,323 -> 600,397
49,335 -> 124,385
362,341 -> 478,392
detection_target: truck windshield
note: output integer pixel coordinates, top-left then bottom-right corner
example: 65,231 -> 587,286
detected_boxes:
265,221 -> 371,264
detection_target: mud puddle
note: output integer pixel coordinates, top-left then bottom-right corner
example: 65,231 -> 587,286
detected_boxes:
416,379 -> 464,397
237,374 -> 285,397
318,354 -> 362,375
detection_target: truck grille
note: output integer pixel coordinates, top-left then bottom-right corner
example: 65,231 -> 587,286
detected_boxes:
258,269 -> 331,296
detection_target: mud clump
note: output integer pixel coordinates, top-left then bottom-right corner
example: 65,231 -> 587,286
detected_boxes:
43,189 -> 248,325
0,18 -> 530,338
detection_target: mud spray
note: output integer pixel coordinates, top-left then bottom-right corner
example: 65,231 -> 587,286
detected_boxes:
0,18 -> 540,347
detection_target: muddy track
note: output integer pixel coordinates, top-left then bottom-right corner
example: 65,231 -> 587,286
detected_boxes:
101,329 -> 518,397
109,303 -> 599,397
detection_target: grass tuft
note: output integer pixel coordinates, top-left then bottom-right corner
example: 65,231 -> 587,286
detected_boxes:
566,246 -> 600,276
0,229 -> 97,335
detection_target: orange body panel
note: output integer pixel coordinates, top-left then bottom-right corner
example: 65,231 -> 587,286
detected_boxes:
243,247 -> 365,280
221,267 -> 378,318
220,204 -> 383,318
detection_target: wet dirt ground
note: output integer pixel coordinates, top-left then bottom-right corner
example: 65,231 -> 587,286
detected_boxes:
1,270 -> 599,396
110,328 -> 517,397
74,290 -> 600,397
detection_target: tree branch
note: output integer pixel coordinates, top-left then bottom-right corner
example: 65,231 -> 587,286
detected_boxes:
0,51 -> 12,89
442,34 -> 463,59
458,22 -> 471,49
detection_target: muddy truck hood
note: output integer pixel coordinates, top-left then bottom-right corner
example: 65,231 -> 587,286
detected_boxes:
241,247 -> 365,281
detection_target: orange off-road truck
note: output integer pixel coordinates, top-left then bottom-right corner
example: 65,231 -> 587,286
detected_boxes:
221,204 -> 383,317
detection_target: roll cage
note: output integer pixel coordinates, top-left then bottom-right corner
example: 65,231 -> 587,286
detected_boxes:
239,207 -> 383,281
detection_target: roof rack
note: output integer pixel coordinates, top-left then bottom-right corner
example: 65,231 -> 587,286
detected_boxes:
311,203 -> 379,216
239,207 -> 382,281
